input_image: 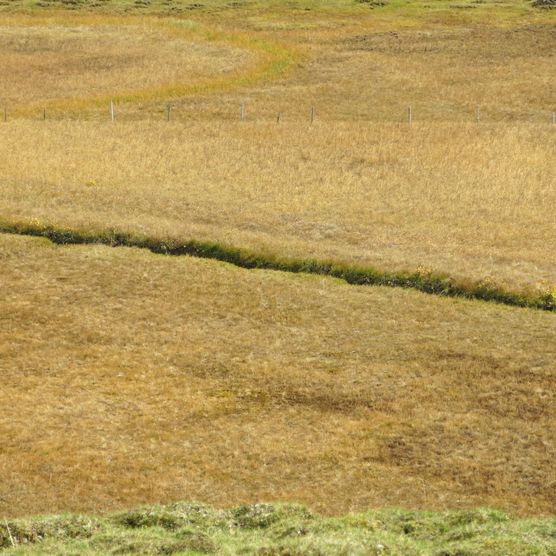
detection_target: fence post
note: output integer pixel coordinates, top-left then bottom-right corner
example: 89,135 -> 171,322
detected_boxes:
476,105 -> 481,123
407,106 -> 412,125
3,519 -> 15,548
110,100 -> 115,123
240,101 -> 245,122
310,106 -> 315,124
166,104 -> 171,122
277,112 -> 281,123
43,108 -> 46,121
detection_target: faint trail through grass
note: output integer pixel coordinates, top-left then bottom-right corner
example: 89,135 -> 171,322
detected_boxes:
4,13 -> 297,118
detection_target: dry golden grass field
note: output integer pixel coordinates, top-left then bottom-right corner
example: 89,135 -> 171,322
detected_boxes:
0,22 -> 254,109
1,1 -> 555,122
1,233 -> 555,519
0,0 -> 555,531
0,2 -> 554,297
1,121 -> 555,295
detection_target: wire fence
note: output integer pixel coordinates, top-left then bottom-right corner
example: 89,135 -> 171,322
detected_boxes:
2,101 -> 556,125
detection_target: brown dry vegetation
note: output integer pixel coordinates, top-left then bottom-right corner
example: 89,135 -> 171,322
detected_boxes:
0,7 -> 554,122
0,5 -> 554,295
0,0 -> 555,525
0,121 -> 554,292
186,24 -> 556,123
0,23 -> 253,108
1,233 -> 555,519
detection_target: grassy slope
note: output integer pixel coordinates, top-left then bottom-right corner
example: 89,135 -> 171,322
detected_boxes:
1,0 -> 550,16
0,0 -> 556,298
0,0 -> 555,544
0,13 -> 296,116
1,503 -> 556,555
0,2 -> 554,298
0,218 -> 554,311
2,1 -> 553,120
0,121 -> 554,300
1,234 -> 555,519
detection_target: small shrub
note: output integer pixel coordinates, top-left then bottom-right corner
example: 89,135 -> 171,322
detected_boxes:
233,504 -> 279,529
114,502 -> 219,531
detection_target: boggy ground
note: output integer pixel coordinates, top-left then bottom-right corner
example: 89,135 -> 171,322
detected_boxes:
1,234 -> 555,519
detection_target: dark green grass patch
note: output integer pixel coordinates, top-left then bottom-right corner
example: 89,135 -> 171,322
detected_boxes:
0,218 -> 554,311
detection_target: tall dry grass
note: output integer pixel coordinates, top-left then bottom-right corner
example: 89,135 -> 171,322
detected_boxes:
1,234 -> 555,518
0,8 -> 553,122
0,0 -> 555,524
0,12 -> 296,117
204,24 -> 556,124
0,121 -> 554,292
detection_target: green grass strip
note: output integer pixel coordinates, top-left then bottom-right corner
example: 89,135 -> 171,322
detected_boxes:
1,501 -> 555,555
0,219 -> 554,311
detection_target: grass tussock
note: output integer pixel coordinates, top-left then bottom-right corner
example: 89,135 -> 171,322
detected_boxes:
1,233 -> 555,518
0,219 -> 554,310
1,502 -> 555,555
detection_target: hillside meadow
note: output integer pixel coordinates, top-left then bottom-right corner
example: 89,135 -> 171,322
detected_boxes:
0,121 -> 554,297
0,1 -> 554,122
1,233 -> 555,520
1,503 -> 556,554
0,0 -> 555,552
0,0 -> 554,298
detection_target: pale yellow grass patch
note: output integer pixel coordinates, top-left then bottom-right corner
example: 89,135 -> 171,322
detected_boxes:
0,121 -> 554,291
0,233 -> 555,518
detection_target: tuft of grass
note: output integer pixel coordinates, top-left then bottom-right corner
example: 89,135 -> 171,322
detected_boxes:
0,219 -> 553,310
0,514 -> 101,549
1,503 -> 555,554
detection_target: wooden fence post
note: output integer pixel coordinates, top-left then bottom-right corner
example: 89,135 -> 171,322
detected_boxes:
407,106 -> 412,125
110,100 -> 115,123
310,106 -> 315,124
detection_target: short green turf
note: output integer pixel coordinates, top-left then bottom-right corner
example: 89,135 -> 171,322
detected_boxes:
2,502 -> 555,555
